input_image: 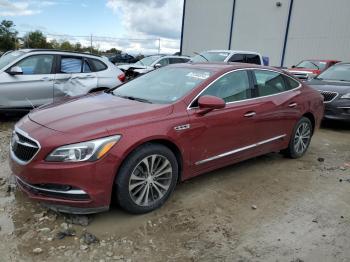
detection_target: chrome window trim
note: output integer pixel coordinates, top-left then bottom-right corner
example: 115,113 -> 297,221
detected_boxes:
10,126 -> 41,166
16,176 -> 87,195
187,68 -> 301,110
338,106 -> 350,109
195,134 -> 287,165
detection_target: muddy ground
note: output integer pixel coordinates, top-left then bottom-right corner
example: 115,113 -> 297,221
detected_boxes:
0,115 -> 349,262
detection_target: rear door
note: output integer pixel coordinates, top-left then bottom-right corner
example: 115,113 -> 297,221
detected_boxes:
250,69 -> 302,150
54,55 -> 97,101
0,54 -> 55,108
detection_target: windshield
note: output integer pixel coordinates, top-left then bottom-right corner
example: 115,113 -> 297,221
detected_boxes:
113,67 -> 212,104
135,55 -> 162,66
191,52 -> 230,62
0,50 -> 25,70
317,64 -> 350,82
295,60 -> 327,70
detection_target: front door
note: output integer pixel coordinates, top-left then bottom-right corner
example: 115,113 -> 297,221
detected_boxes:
0,54 -> 55,109
187,70 -> 260,175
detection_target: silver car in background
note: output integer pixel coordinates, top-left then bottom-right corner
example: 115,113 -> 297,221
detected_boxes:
0,49 -> 125,112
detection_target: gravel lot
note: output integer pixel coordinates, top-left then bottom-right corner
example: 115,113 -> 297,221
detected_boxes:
0,115 -> 349,262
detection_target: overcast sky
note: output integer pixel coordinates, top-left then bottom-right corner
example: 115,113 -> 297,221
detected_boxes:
0,0 -> 184,54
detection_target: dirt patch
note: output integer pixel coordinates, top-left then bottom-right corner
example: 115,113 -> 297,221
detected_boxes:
0,117 -> 350,261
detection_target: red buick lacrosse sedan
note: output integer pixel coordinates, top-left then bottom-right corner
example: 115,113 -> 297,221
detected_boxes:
10,63 -> 324,214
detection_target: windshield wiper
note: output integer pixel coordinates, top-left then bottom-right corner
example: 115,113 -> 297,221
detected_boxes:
193,52 -> 209,62
115,94 -> 153,104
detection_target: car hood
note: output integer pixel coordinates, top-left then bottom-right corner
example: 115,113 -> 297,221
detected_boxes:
307,79 -> 350,94
28,93 -> 173,135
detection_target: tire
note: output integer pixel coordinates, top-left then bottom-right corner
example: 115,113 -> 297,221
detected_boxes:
115,143 -> 178,214
283,117 -> 313,159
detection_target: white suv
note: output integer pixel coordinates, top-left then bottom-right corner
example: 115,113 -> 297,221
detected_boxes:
190,50 -> 265,65
0,49 -> 125,112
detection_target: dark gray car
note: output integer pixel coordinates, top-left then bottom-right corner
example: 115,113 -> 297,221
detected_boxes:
307,62 -> 350,122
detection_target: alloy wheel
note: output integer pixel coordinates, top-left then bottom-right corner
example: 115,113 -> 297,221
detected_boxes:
293,122 -> 311,155
129,154 -> 173,207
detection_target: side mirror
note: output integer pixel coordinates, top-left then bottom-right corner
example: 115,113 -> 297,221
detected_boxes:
154,63 -> 162,69
197,95 -> 225,115
291,65 -> 296,68
8,66 -> 23,75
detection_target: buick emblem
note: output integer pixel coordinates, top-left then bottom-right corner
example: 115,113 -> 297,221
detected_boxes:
11,133 -> 19,151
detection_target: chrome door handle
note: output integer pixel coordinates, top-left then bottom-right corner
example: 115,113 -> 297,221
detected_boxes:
244,111 -> 256,117
288,102 -> 297,108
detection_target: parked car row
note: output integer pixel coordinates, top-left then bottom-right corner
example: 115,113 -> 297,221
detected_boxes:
118,54 -> 190,80
2,47 -> 349,216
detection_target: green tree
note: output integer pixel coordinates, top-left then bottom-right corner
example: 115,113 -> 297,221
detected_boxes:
23,31 -> 48,48
0,20 -> 18,51
60,41 -> 74,51
48,39 -> 60,49
106,48 -> 121,54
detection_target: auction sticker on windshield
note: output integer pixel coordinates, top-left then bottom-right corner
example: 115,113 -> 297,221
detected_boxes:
186,71 -> 210,80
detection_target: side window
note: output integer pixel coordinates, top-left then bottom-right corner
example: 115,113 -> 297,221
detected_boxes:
83,60 -> 92,73
90,59 -> 107,72
283,75 -> 300,90
157,58 -> 169,67
16,55 -> 54,75
229,53 -> 244,63
245,54 -> 261,65
61,57 -> 82,73
254,70 -> 288,96
199,70 -> 251,103
169,58 -> 190,64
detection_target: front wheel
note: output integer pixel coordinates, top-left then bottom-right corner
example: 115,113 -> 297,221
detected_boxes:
283,117 -> 313,158
115,143 -> 178,214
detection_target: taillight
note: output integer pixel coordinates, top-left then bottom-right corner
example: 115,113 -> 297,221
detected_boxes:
118,73 -> 125,82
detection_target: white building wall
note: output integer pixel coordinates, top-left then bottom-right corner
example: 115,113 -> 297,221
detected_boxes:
284,0 -> 350,66
230,0 -> 290,66
181,0 -> 234,56
181,0 -> 350,66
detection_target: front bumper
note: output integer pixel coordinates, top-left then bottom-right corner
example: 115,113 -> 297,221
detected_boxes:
324,101 -> 350,122
9,118 -> 122,214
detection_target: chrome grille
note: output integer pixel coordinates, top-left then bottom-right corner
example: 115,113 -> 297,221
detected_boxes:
11,130 -> 40,164
318,90 -> 338,103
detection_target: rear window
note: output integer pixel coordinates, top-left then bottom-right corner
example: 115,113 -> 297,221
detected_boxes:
90,59 -> 107,72
245,54 -> 261,65
191,52 -> 230,62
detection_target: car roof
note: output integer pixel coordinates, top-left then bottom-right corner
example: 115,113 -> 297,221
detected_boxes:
171,62 -> 275,73
145,54 -> 189,59
203,50 -> 261,55
301,59 -> 341,62
19,49 -> 102,58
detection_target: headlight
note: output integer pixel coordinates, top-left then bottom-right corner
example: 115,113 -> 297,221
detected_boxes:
46,135 -> 121,162
341,93 -> 350,99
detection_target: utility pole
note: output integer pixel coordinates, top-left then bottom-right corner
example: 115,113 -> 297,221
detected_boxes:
90,34 -> 93,53
158,38 -> 161,54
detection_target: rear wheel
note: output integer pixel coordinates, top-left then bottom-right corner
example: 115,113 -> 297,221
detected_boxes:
283,117 -> 313,158
115,143 -> 178,214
